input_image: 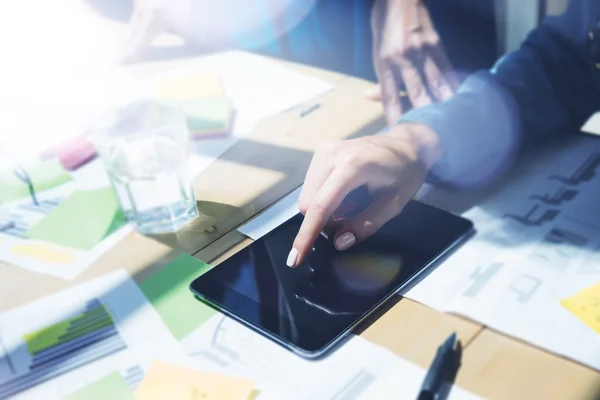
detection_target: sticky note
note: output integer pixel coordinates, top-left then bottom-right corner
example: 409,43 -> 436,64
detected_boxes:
65,371 -> 135,400
134,360 -> 254,400
10,242 -> 76,264
182,97 -> 232,138
560,283 -> 600,334
140,254 -> 216,340
157,71 -> 224,100
0,159 -> 72,204
26,188 -> 125,250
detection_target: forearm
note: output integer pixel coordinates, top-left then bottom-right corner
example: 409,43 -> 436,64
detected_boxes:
399,1 -> 600,187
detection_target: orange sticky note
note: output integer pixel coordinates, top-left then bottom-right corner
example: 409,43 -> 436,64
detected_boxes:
561,283 -> 600,334
157,71 -> 224,100
134,360 -> 254,400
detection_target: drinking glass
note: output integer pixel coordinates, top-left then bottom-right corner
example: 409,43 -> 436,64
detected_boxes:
92,99 -> 198,234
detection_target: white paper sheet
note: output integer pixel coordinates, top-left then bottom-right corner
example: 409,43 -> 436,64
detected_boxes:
0,166 -> 132,280
180,313 -> 479,400
0,270 -> 187,400
142,51 -> 335,179
238,183 -> 433,240
406,136 -> 600,371
238,186 -> 303,240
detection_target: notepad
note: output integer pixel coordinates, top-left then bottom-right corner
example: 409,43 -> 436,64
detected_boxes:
140,254 -> 216,340
182,97 -> 233,138
561,283 -> 600,334
0,159 -> 72,204
134,360 -> 255,400
157,71 -> 224,100
26,188 -> 125,250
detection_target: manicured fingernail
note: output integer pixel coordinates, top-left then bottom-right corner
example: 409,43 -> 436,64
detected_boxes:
286,248 -> 299,267
335,232 -> 356,251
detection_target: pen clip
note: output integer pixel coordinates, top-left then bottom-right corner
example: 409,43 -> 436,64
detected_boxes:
299,103 -> 320,118
13,164 -> 39,206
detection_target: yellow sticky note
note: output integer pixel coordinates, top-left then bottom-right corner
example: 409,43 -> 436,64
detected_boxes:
134,360 -> 254,400
158,71 -> 224,100
11,242 -> 76,264
560,283 -> 600,334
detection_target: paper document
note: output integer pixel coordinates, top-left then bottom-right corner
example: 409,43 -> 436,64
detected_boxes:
146,51 -> 335,179
181,313 -> 479,400
238,186 -> 302,240
0,159 -> 72,204
0,270 -> 187,400
0,182 -> 131,280
406,136 -> 600,371
238,183 -> 433,240
26,188 -> 124,250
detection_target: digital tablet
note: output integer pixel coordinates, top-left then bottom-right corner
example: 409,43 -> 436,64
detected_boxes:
190,200 -> 473,358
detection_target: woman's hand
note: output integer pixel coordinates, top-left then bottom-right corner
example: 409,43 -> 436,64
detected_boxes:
287,122 -> 443,268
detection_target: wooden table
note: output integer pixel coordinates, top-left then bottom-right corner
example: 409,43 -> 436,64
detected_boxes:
2,51 -> 600,400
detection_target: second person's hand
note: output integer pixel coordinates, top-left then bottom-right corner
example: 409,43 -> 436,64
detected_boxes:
368,0 -> 459,125
286,122 -> 443,268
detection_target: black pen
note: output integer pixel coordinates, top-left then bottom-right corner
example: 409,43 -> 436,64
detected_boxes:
417,332 -> 458,400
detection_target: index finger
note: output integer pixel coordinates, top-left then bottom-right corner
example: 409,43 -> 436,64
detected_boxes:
288,168 -> 361,267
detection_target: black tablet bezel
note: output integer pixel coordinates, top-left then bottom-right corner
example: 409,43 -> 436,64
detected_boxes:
190,200 -> 474,358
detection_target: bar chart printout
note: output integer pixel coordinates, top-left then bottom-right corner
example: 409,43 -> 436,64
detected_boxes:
0,299 -> 126,399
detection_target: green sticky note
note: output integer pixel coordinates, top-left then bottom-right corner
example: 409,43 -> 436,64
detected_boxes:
181,97 -> 232,138
0,159 -> 72,204
64,371 -> 135,400
140,254 -> 216,340
26,188 -> 124,250
24,304 -> 113,355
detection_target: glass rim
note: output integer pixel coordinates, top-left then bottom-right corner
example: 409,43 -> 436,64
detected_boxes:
89,98 -> 186,145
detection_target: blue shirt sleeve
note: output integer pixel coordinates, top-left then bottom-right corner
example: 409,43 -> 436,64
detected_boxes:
400,0 -> 600,187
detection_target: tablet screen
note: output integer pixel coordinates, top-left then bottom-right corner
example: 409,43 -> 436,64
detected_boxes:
190,200 -> 473,356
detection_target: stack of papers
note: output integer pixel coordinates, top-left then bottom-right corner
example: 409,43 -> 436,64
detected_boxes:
405,136 -> 600,372
0,270 -> 187,400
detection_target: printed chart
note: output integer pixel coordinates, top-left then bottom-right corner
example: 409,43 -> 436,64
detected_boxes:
0,270 -> 186,399
407,136 -> 600,371
0,183 -> 131,280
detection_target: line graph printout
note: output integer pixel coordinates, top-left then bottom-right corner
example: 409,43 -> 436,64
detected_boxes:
407,136 -> 600,371
0,270 -> 186,400
181,315 -> 479,400
0,182 -> 131,280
